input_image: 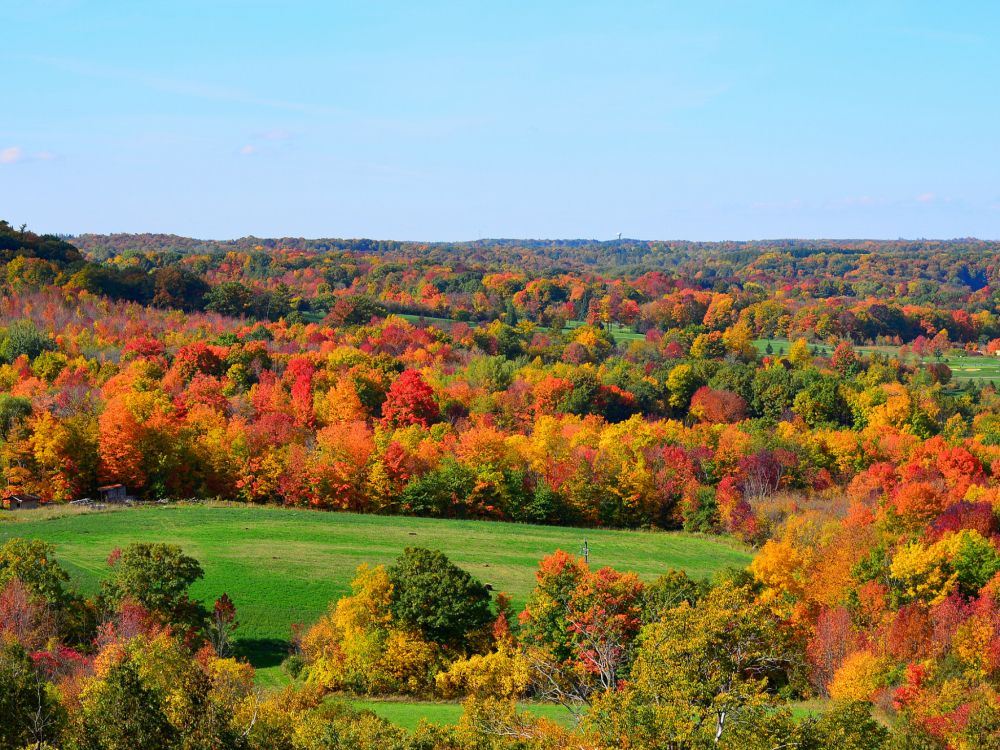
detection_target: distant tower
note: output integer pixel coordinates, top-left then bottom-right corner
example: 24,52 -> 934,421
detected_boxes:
617,232 -> 622,240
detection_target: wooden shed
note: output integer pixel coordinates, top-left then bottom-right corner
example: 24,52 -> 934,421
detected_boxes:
2,493 -> 41,510
97,484 -> 128,503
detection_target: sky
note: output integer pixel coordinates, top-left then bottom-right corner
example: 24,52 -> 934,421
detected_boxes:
2,0 -> 1000,241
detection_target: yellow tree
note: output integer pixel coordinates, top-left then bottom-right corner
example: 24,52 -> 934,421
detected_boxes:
587,582 -> 795,748
788,338 -> 811,367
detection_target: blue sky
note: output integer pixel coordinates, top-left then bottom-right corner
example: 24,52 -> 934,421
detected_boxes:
3,1 -> 999,240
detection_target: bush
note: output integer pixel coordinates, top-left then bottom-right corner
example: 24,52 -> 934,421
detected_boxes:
282,654 -> 306,679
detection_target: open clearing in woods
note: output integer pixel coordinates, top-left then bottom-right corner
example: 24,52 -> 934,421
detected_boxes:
0,503 -> 751,687
753,338 -> 1000,382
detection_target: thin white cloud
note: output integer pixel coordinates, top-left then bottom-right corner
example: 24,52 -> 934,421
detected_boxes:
0,146 -> 23,164
239,145 -> 257,156
0,147 -> 59,164
915,192 -> 936,204
259,128 -> 292,141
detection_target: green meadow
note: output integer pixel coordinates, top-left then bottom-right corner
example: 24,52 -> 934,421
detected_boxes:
343,699 -> 572,730
0,503 -> 751,687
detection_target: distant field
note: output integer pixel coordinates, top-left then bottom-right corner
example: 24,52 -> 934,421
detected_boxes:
0,504 -> 750,686
347,696 -> 827,731
753,338 -> 1000,383
398,312 -> 467,327
563,319 -> 646,341
344,698 -> 572,730
938,355 -> 1000,382
398,312 -> 646,341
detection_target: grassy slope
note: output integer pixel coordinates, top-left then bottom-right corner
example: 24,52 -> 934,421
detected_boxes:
0,504 -> 750,686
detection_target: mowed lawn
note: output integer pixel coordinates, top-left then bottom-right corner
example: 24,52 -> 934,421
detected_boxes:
0,504 -> 751,686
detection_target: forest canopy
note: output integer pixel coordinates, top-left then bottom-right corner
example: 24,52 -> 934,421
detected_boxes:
2,222 -> 1000,746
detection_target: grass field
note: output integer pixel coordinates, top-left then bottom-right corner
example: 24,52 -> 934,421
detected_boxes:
562,319 -> 646,341
753,338 -> 1000,383
788,699 -> 832,721
343,697 -> 830,732
344,698 -> 572,730
0,503 -> 751,686
398,313 -> 469,328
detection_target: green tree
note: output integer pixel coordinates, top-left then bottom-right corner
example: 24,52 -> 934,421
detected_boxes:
641,569 -> 707,623
0,220 -> 82,265
340,294 -> 388,325
793,376 -> 851,427
386,547 -> 492,649
75,660 -> 178,750
0,393 -> 32,439
464,355 -> 517,392
399,459 -> 477,517
951,531 -> 1000,597
690,332 -> 726,360
666,363 -> 702,411
102,543 -> 206,629
0,319 -> 53,363
587,581 -> 796,747
493,323 -> 526,359
559,369 -> 601,416
0,642 -> 65,749
750,366 -> 796,421
804,701 -> 891,750
205,281 -> 255,317
151,266 -> 210,311
0,538 -> 70,604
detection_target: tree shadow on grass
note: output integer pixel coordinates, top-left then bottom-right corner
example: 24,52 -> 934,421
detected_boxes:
235,638 -> 290,669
